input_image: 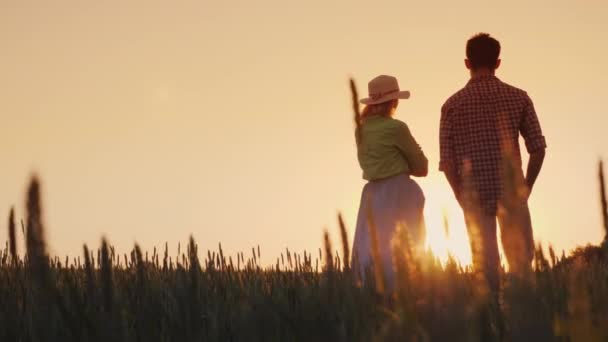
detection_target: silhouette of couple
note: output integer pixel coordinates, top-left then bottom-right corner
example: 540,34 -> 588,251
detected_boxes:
352,33 -> 547,293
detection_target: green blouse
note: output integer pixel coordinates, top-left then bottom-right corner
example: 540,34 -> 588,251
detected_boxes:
356,115 -> 428,181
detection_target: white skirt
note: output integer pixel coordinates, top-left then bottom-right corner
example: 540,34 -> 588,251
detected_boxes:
352,173 -> 426,289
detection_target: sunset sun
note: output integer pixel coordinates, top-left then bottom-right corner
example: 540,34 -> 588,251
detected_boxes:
422,177 -> 473,266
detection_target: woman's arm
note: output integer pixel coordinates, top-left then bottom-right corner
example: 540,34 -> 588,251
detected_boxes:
395,122 -> 428,177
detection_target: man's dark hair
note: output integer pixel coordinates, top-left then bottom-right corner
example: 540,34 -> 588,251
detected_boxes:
466,33 -> 501,70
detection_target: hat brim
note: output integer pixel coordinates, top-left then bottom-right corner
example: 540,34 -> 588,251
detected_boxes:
360,90 -> 410,105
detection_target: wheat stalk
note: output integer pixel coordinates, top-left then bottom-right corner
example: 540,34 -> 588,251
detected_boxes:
338,212 -> 350,272
599,160 -> 608,245
350,78 -> 362,144
8,207 -> 17,263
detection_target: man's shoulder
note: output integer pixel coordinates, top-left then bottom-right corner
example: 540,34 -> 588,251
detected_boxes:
442,87 -> 468,113
442,78 -> 532,112
497,79 -> 529,98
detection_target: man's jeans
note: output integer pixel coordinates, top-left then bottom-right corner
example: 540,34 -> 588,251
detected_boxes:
463,201 -> 535,293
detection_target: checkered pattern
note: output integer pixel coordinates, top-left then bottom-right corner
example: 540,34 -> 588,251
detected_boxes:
439,75 -> 546,214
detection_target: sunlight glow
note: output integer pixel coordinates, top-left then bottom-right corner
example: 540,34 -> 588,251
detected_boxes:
422,178 -> 473,267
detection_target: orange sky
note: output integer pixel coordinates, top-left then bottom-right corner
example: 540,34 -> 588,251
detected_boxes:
1,0 -> 607,265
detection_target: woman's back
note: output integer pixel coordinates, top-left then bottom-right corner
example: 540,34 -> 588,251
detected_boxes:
351,74 -> 428,291
357,116 -> 428,181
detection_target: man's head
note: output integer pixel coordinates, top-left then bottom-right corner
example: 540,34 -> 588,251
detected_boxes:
465,33 -> 501,72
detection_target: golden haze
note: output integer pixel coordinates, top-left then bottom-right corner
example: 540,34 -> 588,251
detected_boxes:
1,0 -> 607,265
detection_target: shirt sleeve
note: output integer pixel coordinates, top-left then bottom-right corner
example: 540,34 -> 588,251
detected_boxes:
439,103 -> 455,172
520,94 -> 547,153
394,122 -> 428,176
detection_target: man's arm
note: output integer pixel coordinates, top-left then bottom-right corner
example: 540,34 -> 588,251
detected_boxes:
519,94 -> 547,196
526,149 -> 545,193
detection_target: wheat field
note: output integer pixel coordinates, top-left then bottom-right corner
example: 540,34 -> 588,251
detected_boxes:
1,174 -> 608,342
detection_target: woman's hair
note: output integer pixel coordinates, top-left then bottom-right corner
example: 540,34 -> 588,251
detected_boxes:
361,99 -> 398,119
355,99 -> 398,145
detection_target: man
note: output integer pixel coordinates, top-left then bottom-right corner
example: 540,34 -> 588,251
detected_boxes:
440,33 -> 546,292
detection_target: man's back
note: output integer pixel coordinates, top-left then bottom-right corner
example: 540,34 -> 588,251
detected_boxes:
440,32 -> 547,306
439,75 -> 546,214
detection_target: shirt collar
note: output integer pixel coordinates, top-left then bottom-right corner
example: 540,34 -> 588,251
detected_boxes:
363,114 -> 391,122
467,74 -> 499,85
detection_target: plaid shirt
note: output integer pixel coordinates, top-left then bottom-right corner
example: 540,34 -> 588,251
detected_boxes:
440,75 -> 547,214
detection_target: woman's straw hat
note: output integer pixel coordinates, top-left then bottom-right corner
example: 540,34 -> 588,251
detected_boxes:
360,75 -> 410,105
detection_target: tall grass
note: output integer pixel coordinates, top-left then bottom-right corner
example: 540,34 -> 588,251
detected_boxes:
8,207 -> 16,263
1,176 -> 607,341
350,78 -> 362,145
599,160 -> 608,245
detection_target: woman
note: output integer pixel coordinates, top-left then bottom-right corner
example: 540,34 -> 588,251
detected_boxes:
352,75 -> 428,290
